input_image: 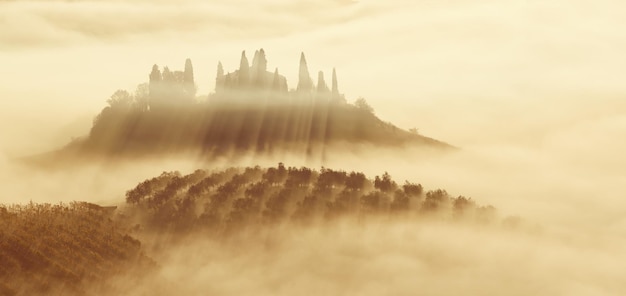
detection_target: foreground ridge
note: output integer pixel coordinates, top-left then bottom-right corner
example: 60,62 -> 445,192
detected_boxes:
1,164 -> 517,295
0,202 -> 153,295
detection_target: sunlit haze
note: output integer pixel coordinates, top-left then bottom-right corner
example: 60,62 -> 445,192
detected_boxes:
1,0 -> 625,295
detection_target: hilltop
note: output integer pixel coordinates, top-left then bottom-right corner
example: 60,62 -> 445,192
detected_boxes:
31,49 -> 452,164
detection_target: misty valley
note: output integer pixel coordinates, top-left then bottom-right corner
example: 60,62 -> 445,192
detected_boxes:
2,1 -> 626,294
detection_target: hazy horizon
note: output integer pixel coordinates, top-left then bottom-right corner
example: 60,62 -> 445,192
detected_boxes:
1,0 -> 625,295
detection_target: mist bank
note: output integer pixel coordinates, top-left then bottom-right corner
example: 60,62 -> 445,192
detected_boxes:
2,132 -> 624,238
126,218 -> 624,296
2,131 -> 625,295
3,199 -> 625,296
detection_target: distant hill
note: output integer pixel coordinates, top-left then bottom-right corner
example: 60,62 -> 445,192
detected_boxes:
27,49 -> 452,164
80,98 -> 450,157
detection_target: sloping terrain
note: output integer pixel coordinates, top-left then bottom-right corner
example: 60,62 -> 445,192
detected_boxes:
0,202 -> 153,296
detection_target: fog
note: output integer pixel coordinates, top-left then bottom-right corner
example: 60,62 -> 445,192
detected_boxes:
1,0 -> 625,295
118,220 -> 625,296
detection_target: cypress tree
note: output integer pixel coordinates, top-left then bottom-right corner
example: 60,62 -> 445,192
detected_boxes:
317,71 -> 329,93
149,64 -> 162,107
238,51 -> 250,88
183,58 -> 196,99
297,52 -> 313,92
216,61 -> 224,92
332,68 -> 339,95
272,68 -> 281,91
255,48 -> 268,88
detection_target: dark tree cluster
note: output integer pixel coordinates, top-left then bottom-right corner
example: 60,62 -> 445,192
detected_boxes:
124,164 -> 497,236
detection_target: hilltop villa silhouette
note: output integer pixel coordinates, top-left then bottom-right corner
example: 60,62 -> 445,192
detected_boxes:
146,49 -> 346,111
23,48 -> 450,166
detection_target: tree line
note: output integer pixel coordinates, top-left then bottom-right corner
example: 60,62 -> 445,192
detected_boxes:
125,163 -> 497,236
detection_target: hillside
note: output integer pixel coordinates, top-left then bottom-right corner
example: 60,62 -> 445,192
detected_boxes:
0,164 -> 509,295
29,50 -> 451,164
0,202 -> 153,296
81,99 -> 448,157
123,164 -> 498,237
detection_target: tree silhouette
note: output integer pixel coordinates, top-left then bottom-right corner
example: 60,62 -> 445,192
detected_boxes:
374,172 -> 397,193
402,181 -> 423,197
361,191 -> 386,213
297,52 -> 313,92
107,90 -> 133,110
345,172 -> 369,191
253,48 -> 268,88
272,68 -> 281,91
391,189 -> 410,211
354,97 -> 374,114
331,68 -> 339,95
317,71 -> 329,93
134,83 -> 149,112
452,196 -> 476,219
215,61 -> 224,92
422,189 -> 449,212
238,51 -> 250,88
148,64 -> 162,102
183,58 -> 196,100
